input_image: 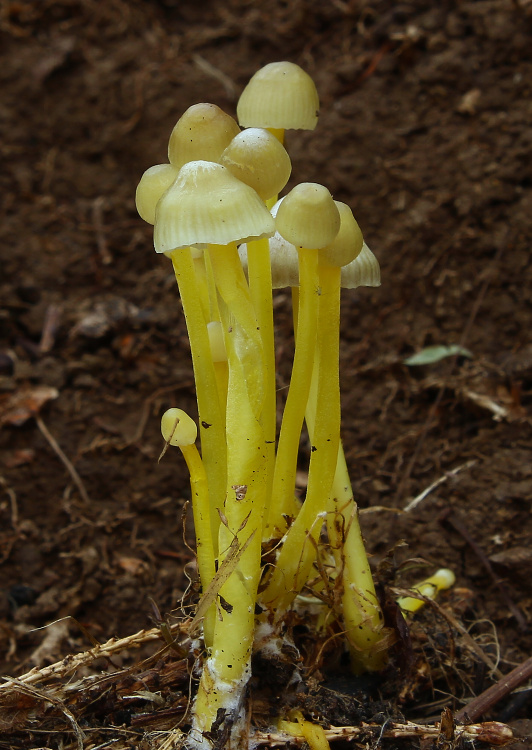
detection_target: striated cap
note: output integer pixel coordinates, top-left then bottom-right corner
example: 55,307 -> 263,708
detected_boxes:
136,163 -> 178,225
275,183 -> 340,250
240,198 -> 380,289
319,202 -> 364,268
237,62 -> 319,131
154,161 -> 275,253
161,408 -> 198,446
341,242 -> 380,288
220,128 -> 291,201
168,103 -> 241,170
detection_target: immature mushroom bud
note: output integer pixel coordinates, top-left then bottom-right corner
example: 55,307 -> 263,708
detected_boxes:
168,103 -> 241,170
135,164 -> 178,225
161,408 -> 198,446
220,128 -> 291,201
276,183 -> 340,250
398,568 -> 456,614
154,160 -> 275,253
237,62 -> 319,131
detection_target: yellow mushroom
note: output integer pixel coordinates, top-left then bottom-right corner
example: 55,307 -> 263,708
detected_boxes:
161,408 -> 216,645
135,163 -> 178,225
261,183 -> 341,610
168,102 -> 240,170
237,61 -> 319,143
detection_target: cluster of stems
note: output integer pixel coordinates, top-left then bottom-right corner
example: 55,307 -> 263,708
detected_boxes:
137,62 -> 389,749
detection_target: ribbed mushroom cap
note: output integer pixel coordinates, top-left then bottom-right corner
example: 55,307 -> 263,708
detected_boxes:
161,408 -> 197,447
237,62 -> 319,131
154,161 -> 275,253
240,199 -> 379,289
135,164 -> 178,225
239,236 -> 380,289
275,183 -> 340,250
168,103 -> 241,170
220,128 -> 291,201
319,202 -> 364,268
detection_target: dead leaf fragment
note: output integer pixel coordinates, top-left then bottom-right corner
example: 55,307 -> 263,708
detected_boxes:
0,386 -> 59,428
490,546 -> 532,567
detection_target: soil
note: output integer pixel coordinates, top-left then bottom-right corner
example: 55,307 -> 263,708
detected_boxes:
1,1 -> 532,748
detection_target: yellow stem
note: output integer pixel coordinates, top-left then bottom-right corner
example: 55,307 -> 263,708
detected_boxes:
169,248 -> 225,556
267,248 -> 318,535
207,243 -> 265,419
213,360 -> 228,424
303,270 -> 388,673
262,262 -> 340,610
193,290 -> 266,737
180,443 -> 216,647
247,237 -> 276,534
193,255 -> 210,323
267,127 -> 285,144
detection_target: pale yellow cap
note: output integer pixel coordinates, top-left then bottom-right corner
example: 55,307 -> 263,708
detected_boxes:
341,243 -> 380,289
240,200 -> 379,289
237,62 -> 319,130
168,103 -> 241,170
154,161 -> 275,253
220,128 -> 291,201
161,408 -> 197,446
135,164 -> 178,225
319,202 -> 364,268
275,183 -> 340,250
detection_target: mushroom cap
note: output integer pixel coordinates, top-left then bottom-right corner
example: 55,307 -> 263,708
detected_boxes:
319,201 -> 364,268
220,128 -> 291,201
168,103 -> 241,170
154,161 -> 275,253
135,164 -> 178,225
275,183 -> 340,250
237,62 -> 319,130
161,408 -> 197,447
240,200 -> 379,289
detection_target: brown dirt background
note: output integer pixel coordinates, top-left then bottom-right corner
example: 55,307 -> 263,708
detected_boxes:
1,0 -> 531,745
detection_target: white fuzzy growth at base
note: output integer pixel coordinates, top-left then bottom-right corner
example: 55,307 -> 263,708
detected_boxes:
253,621 -> 283,656
187,657 -> 251,750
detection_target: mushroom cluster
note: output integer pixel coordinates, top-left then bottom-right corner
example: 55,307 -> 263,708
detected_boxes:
136,61 -> 387,750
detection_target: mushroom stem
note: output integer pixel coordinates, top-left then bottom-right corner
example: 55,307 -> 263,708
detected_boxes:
207,242 -> 265,418
302,274 -> 388,673
262,262 -> 340,611
179,442 -> 217,647
266,247 -> 319,535
193,294 -> 267,743
247,236 -> 277,525
169,248 -> 226,553
193,255 -> 211,324
267,127 -> 285,144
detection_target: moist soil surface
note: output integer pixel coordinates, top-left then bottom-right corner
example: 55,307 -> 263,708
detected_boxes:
1,1 -> 532,748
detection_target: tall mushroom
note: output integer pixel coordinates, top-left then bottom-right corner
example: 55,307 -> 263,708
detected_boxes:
155,160 -> 275,747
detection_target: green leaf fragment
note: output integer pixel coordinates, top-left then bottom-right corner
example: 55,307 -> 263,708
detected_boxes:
403,345 -> 473,366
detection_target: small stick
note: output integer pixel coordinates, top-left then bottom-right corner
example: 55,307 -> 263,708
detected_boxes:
455,655 -> 532,723
92,196 -> 112,265
254,719 -> 513,746
35,415 -> 91,506
39,303 -> 61,354
441,509 -> 528,632
403,460 -> 476,512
